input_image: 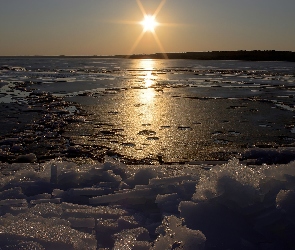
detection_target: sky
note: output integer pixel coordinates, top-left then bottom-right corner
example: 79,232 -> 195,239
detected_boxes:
0,0 -> 295,56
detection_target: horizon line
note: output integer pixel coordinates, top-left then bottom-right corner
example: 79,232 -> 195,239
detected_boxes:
0,50 -> 295,57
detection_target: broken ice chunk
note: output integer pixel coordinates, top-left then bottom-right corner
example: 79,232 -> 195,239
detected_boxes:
153,216 -> 206,250
16,153 -> 37,163
68,187 -> 110,197
27,193 -> 52,201
30,198 -> 61,205
149,175 -> 192,186
90,187 -> 156,205
96,218 -> 119,248
0,213 -> 96,250
0,198 -> 28,216
68,217 -> 96,229
62,205 -> 128,219
156,193 -> 181,213
102,170 -> 122,182
0,241 -> 45,250
117,215 -> 144,230
113,227 -> 151,250
125,167 -> 158,187
50,163 -> 58,184
0,187 -> 25,200
29,203 -> 63,218
0,199 -> 27,206
276,189 -> 295,224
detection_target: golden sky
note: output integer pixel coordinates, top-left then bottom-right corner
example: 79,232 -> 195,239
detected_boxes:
0,0 -> 295,56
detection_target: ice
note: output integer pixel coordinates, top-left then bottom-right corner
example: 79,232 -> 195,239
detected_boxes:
30,198 -> 61,205
96,218 -> 120,247
113,227 -> 151,250
125,167 -> 158,187
0,157 -> 295,248
153,216 -> 206,250
16,153 -> 37,163
0,187 -> 25,200
149,175 -> 193,186
27,193 -> 52,201
0,213 -> 96,250
1,241 -> 45,250
155,193 -> 181,213
89,187 -> 156,205
117,215 -> 143,230
62,206 -> 128,219
29,203 -> 63,218
67,217 -> 96,229
68,187 -> 109,197
0,198 -> 28,216
276,190 -> 295,224
0,199 -> 27,206
179,201 -> 260,249
192,158 -> 264,207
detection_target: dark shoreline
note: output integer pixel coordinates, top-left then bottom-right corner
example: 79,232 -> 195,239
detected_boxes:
1,50 -> 295,62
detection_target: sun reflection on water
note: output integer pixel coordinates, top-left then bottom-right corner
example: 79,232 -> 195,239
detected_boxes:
144,72 -> 154,88
140,87 -> 155,104
138,59 -> 158,88
137,88 -> 156,124
136,60 -> 157,123
139,59 -> 154,70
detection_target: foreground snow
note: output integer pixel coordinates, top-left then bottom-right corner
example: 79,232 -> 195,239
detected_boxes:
0,157 -> 295,249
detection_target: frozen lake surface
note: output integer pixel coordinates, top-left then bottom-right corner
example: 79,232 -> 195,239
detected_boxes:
0,58 -> 295,164
0,58 -> 295,249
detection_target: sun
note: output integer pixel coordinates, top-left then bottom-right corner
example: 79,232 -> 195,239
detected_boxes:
140,15 -> 158,32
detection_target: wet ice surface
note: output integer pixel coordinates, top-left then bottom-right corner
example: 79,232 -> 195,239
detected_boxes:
65,89 -> 294,163
0,58 -> 295,163
1,157 -> 295,249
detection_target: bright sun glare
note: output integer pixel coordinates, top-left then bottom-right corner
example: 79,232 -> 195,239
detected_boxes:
141,15 -> 158,32
128,0 -> 168,58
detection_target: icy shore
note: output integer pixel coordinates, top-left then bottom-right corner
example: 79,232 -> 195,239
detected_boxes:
1,157 -> 295,249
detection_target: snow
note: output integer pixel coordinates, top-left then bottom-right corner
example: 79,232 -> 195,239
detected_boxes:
1,157 -> 295,249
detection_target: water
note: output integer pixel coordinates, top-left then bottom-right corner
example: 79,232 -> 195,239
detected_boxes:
1,57 -> 295,163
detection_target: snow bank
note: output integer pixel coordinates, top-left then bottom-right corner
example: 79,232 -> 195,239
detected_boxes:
1,157 -> 295,249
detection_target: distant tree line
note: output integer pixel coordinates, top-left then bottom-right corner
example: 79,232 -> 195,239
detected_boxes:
123,50 -> 295,61
2,51 -> 295,61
